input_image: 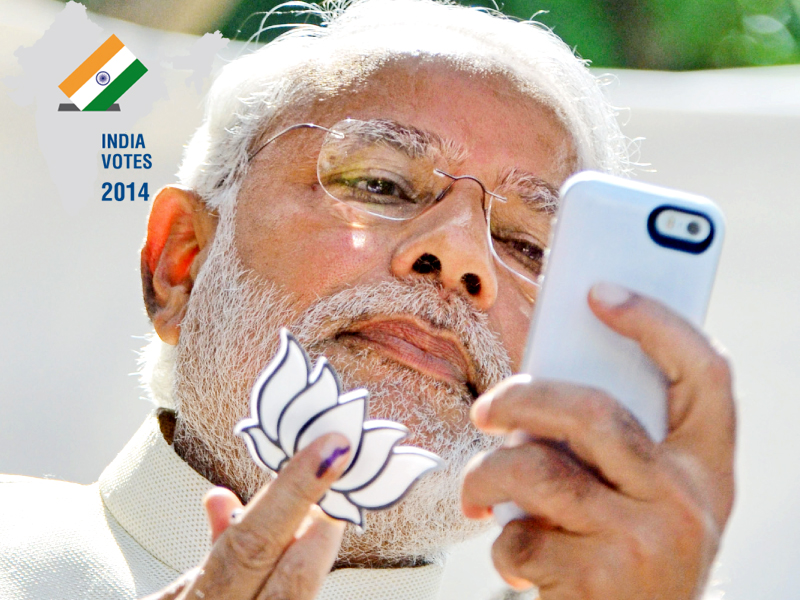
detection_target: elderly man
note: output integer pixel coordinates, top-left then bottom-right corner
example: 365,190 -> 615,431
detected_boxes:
0,0 -> 735,599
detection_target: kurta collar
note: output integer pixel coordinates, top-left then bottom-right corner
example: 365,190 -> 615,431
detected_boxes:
98,412 -> 443,600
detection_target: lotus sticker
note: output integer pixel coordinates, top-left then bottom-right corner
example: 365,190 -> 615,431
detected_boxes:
235,329 -> 444,527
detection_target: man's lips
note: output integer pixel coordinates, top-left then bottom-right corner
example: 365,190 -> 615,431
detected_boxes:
338,317 -> 478,393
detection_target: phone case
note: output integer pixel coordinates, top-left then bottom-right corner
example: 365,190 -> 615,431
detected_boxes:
521,171 -> 725,442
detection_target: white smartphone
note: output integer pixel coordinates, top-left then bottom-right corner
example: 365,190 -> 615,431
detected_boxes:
494,171 -> 725,526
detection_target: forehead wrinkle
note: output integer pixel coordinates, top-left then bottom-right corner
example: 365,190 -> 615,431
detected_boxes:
497,166 -> 560,213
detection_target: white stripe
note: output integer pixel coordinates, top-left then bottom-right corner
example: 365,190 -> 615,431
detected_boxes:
70,47 -> 136,111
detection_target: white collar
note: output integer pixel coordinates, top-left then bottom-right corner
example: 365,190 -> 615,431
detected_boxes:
98,413 -> 443,600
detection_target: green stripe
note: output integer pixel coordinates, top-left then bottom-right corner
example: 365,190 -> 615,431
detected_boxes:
83,60 -> 147,112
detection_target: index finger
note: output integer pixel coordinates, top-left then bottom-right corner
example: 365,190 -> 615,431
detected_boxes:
188,433 -> 351,598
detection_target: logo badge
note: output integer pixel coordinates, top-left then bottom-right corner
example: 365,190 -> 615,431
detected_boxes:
58,35 -> 147,112
235,329 -> 444,528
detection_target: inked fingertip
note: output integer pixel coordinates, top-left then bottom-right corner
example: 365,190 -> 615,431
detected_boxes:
316,435 -> 351,479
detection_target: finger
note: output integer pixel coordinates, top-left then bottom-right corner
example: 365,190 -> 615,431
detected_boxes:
491,519 -> 601,598
186,433 -> 351,599
472,376 -> 658,498
461,443 -> 627,533
204,487 -> 244,544
493,515 -> 709,600
257,505 -> 346,600
588,282 -> 720,387
588,283 -> 736,472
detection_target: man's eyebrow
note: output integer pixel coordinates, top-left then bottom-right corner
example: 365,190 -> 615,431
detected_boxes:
341,119 -> 468,164
497,167 -> 560,212
337,119 -> 559,210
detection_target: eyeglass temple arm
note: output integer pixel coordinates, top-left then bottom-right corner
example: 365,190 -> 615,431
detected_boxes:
432,169 -> 507,204
249,123 -> 345,162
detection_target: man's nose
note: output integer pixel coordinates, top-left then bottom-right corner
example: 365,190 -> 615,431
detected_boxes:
390,183 -> 498,310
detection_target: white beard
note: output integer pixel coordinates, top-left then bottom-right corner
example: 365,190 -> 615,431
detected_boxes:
155,208 -> 512,567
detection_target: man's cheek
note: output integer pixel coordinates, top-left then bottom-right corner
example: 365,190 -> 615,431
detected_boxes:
329,227 -> 389,267
291,227 -> 391,292
489,295 -> 533,372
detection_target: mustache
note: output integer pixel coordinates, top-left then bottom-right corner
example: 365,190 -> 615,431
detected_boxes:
288,278 -> 512,394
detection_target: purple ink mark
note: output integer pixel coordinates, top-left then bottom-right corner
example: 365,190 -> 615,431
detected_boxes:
316,445 -> 350,478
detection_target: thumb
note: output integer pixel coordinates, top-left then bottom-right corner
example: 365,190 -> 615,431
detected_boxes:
203,486 -> 244,544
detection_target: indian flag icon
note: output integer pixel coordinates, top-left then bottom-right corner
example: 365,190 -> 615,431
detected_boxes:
58,35 -> 147,111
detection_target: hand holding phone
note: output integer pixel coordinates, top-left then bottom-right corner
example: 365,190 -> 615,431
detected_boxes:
494,171 -> 725,526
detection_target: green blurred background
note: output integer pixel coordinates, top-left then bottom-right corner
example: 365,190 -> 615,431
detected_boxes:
66,0 -> 800,69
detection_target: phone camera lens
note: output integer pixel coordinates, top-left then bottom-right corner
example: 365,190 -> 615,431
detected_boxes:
687,221 -> 700,235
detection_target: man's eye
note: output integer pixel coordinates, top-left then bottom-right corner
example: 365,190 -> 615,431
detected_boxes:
335,171 -> 420,206
494,237 -> 545,275
354,177 -> 407,200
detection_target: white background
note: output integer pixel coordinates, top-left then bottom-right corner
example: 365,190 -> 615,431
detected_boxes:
1,1 -> 799,598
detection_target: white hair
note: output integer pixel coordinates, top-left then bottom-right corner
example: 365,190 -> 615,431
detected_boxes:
177,0 -> 630,209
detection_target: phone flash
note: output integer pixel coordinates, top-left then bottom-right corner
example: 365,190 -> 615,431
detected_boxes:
653,208 -> 712,246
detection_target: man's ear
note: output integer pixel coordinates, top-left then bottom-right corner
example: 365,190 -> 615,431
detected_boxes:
141,186 -> 218,345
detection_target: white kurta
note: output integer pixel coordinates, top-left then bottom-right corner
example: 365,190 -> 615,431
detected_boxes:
0,412 -> 444,600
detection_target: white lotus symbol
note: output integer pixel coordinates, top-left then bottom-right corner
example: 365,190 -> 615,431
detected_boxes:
235,328 -> 444,527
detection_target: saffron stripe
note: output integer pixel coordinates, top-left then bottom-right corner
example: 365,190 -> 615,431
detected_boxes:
58,35 -> 124,98
83,59 -> 147,111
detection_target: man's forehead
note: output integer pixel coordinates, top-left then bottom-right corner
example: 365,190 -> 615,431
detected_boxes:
286,56 -> 550,127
